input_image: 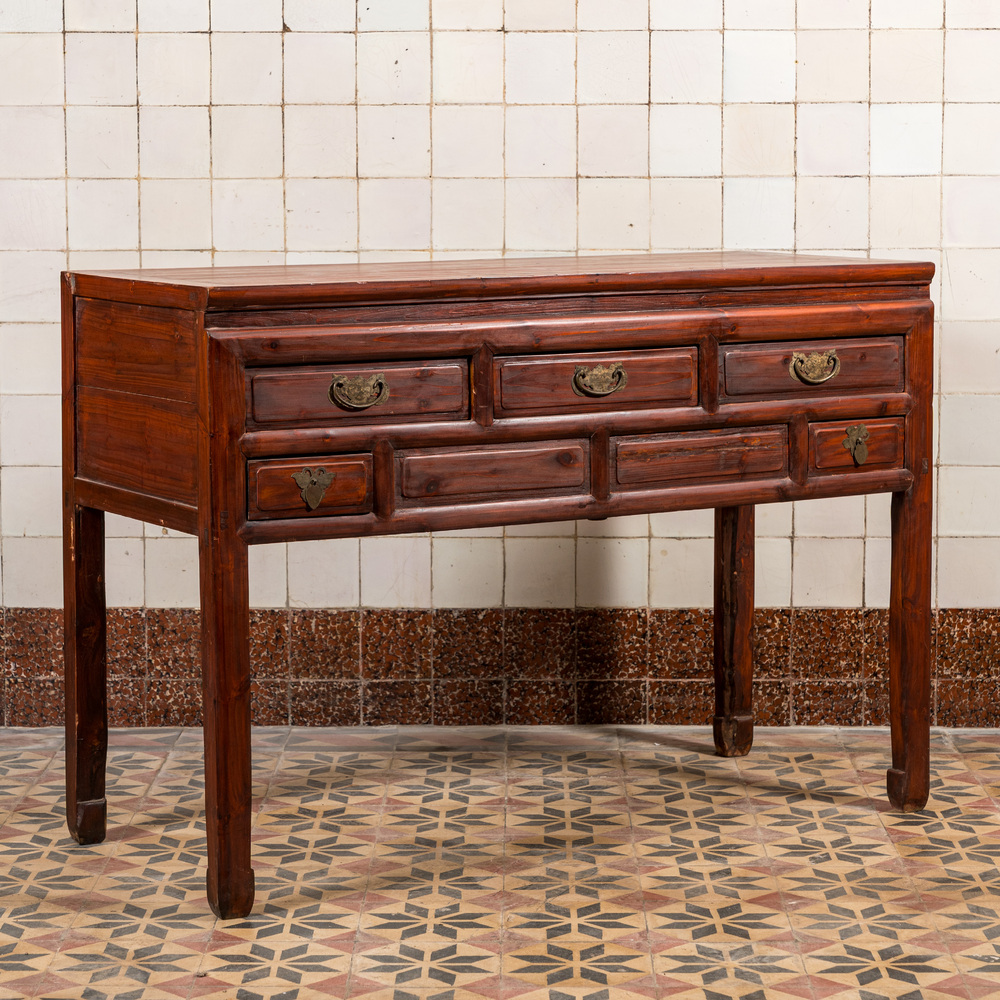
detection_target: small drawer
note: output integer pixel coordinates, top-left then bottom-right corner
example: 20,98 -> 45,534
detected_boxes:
248,455 -> 372,519
809,418 -> 904,473
721,337 -> 903,400
494,347 -> 697,417
399,440 -> 588,503
614,425 -> 788,487
250,359 -> 469,425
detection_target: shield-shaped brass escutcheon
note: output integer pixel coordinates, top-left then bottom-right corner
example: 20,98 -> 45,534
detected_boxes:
291,467 -> 336,510
842,424 -> 870,466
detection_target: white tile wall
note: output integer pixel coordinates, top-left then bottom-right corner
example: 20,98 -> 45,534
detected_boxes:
0,4 -> 996,612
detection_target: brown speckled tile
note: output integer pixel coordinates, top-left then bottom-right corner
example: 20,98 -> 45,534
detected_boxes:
792,680 -> 864,725
250,609 -> 290,679
755,680 -> 791,726
4,607 -> 63,680
288,679 -> 361,725
504,609 -> 576,679
289,609 -> 361,679
432,609 -> 504,678
650,679 -> 789,727
147,608 -> 201,679
576,609 -> 648,680
362,610 -> 432,680
107,608 -> 146,677
863,608 -> 889,679
433,679 -> 504,724
363,680 -> 432,725
937,678 -> 1000,727
649,609 -> 711,679
935,608 -> 1000,678
146,678 -> 202,726
578,679 -> 645,724
864,680 -> 890,726
863,608 -> 890,726
791,608 -> 865,679
506,680 -> 575,724
108,675 -> 147,727
648,679 -> 711,725
755,608 -> 792,680
251,679 -> 289,725
5,675 -> 63,726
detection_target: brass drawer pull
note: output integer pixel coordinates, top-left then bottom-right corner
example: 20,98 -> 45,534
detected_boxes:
842,424 -> 869,465
572,362 -> 628,397
789,349 -> 840,385
329,372 -> 389,410
291,467 -> 336,509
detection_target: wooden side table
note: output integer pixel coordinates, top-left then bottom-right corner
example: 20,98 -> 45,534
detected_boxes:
61,252 -> 934,917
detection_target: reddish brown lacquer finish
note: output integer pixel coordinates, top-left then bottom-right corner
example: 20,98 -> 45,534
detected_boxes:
248,456 -> 372,518
810,418 -> 905,472
615,426 -> 788,487
250,359 -> 468,425
61,252 -> 935,918
399,441 -> 588,502
721,337 -> 904,398
494,347 -> 697,416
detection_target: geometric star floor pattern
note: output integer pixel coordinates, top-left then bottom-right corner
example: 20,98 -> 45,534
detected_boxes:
2,726 -> 1000,1000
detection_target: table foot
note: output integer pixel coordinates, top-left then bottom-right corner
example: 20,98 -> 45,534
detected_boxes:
713,714 -> 753,757
70,797 -> 107,844
887,766 -> 928,812
208,868 -> 256,920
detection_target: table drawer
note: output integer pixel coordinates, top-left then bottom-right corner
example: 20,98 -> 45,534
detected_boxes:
250,359 -> 469,425
494,347 -> 697,416
248,455 -> 372,519
809,418 -> 904,473
721,337 -> 903,399
614,425 -> 788,487
399,440 -> 588,503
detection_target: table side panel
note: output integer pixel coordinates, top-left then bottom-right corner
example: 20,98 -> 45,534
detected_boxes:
75,297 -> 198,401
76,386 -> 199,505
71,293 -> 201,511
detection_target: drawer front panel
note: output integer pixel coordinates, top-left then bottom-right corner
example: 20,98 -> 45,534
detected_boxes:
615,426 -> 788,487
248,455 -> 372,518
495,348 -> 697,416
400,441 -> 588,501
810,418 -> 904,472
251,359 -> 468,424
722,337 -> 903,399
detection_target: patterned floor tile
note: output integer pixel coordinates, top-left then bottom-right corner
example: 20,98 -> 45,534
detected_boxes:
800,939 -> 964,994
652,940 -> 808,994
504,939 -> 653,989
353,940 -> 500,989
2,725 -> 1000,998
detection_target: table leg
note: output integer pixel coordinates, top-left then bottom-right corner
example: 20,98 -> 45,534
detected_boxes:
887,482 -> 932,811
64,504 -> 108,844
200,531 -> 255,918
713,505 -> 755,757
